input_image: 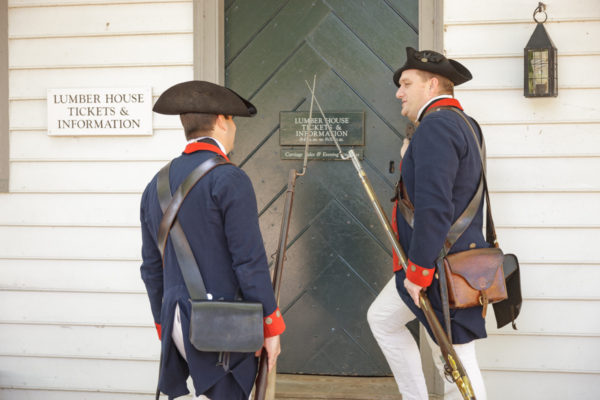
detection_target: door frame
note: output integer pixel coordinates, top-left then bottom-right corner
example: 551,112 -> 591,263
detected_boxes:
192,0 -> 445,395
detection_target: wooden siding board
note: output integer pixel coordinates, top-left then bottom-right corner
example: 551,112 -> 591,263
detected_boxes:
458,89 -> 600,124
324,0 -> 417,69
0,389 -> 158,400
477,335 -> 600,372
0,193 -> 141,226
8,2 -> 192,37
520,264 -> 600,299
492,193 -> 600,227
483,124 -> 600,158
497,227 -> 600,264
0,356 -> 158,392
9,161 -> 162,193
486,158 -> 600,192
0,259 -> 144,292
226,0 -> 330,99
482,370 -> 600,400
458,55 -> 600,90
0,291 -> 152,325
0,226 -> 141,260
485,298 -> 600,336
9,0 -> 186,6
446,21 -> 600,57
9,66 -> 193,99
9,131 -> 183,161
445,0 -> 600,23
0,324 -> 158,359
9,34 -> 192,68
306,12 -> 407,133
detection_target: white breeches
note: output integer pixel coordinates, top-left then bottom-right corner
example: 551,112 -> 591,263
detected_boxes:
367,277 -> 487,400
173,304 -> 211,400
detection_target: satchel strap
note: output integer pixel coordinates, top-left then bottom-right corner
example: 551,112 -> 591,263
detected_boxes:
438,107 -> 498,250
395,108 -> 488,254
156,156 -> 231,300
421,106 -> 498,253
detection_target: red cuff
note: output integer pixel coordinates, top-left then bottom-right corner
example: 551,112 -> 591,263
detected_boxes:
406,259 -> 434,287
155,323 -> 162,340
263,307 -> 285,338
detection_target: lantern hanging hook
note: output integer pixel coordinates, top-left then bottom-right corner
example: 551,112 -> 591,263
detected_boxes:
533,2 -> 548,23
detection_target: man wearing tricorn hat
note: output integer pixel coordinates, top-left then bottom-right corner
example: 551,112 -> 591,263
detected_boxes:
367,47 -> 488,399
140,81 -> 285,399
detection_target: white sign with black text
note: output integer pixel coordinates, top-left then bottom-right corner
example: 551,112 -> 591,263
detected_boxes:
47,87 -> 153,136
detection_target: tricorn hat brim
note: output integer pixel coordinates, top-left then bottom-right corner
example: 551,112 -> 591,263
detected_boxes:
153,80 -> 257,117
393,47 -> 472,87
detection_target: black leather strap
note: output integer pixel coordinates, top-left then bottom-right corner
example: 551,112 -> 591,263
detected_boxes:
395,108 -> 486,254
441,107 -> 498,248
436,256 -> 452,343
156,156 -> 230,300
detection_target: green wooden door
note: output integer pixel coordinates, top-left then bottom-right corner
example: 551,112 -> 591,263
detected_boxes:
225,0 -> 418,376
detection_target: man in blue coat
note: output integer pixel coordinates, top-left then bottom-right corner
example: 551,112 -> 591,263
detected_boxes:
367,48 -> 488,399
140,81 -> 285,400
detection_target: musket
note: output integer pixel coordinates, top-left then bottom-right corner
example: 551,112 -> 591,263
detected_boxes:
305,82 -> 476,400
253,76 -> 317,400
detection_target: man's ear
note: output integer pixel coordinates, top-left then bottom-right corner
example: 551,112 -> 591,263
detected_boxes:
215,114 -> 227,131
429,77 -> 440,95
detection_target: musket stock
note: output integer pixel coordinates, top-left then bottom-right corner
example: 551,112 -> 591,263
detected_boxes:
253,169 -> 298,400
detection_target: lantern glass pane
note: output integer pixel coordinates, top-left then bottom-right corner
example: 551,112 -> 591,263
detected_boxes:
528,49 -> 549,96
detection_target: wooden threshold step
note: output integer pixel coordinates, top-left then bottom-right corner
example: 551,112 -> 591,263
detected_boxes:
274,374 -> 402,400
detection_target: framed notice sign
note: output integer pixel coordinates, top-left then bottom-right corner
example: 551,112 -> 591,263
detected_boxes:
47,87 -> 153,136
279,111 -> 364,146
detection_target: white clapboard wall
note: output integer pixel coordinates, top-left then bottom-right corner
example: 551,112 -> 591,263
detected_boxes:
1,0 -> 195,399
445,1 -> 600,399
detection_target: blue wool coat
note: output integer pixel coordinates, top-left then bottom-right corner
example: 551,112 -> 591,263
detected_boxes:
140,144 -> 278,399
395,99 -> 489,344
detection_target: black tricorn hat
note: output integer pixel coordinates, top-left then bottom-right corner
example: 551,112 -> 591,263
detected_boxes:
393,47 -> 472,87
153,80 -> 257,117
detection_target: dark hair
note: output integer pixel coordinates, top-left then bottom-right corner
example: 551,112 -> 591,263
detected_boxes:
179,113 -> 218,140
416,70 -> 455,96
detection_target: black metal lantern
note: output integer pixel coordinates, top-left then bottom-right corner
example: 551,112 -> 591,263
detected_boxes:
524,3 -> 557,97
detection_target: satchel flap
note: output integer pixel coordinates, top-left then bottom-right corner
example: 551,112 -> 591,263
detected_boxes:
444,248 -> 504,290
189,300 -> 264,353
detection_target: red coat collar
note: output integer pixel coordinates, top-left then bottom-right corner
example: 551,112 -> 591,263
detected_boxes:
425,97 -> 463,113
183,142 -> 229,161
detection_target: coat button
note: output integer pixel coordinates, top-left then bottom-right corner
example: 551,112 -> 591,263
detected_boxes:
470,242 -> 477,249
276,310 -> 281,318
265,317 -> 273,325
411,265 -> 416,272
422,270 -> 430,276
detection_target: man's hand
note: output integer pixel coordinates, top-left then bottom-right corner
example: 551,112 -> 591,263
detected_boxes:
404,278 -> 424,308
255,335 -> 281,372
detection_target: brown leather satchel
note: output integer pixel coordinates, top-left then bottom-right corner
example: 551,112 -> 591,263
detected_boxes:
442,247 -> 507,315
